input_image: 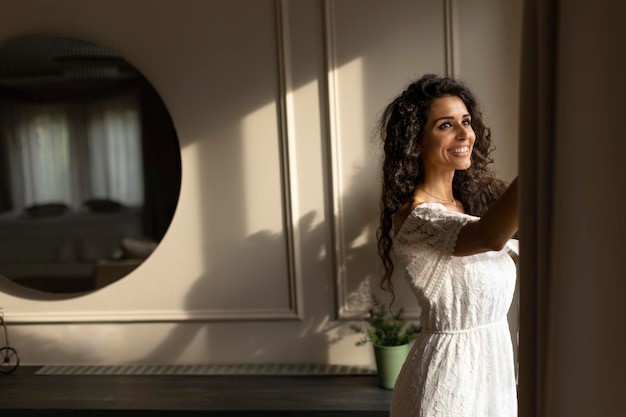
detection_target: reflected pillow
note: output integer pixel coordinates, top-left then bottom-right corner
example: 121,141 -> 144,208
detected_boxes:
24,202 -> 70,218
83,198 -> 124,213
120,237 -> 157,259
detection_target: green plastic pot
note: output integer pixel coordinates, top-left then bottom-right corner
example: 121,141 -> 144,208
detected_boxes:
373,343 -> 410,389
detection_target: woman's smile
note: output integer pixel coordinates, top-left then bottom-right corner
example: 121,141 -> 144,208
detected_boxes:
448,145 -> 471,155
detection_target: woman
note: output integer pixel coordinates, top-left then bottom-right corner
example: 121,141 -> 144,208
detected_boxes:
377,74 -> 519,416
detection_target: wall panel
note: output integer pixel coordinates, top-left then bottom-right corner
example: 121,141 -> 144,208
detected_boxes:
0,0 -> 523,366
324,0 -> 448,318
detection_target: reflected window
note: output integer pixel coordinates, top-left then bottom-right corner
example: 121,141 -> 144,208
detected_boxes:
0,36 -> 181,296
2,92 -> 144,209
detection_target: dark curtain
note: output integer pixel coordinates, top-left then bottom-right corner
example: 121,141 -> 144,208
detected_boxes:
0,79 -> 139,103
139,78 -> 181,241
519,0 -> 626,416
0,125 -> 12,212
518,0 -> 559,415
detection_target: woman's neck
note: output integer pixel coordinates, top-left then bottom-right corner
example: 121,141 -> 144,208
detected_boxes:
413,171 -> 462,210
418,171 -> 455,199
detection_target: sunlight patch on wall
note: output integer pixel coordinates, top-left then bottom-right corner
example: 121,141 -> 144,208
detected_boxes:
329,56 -> 367,204
242,100 -> 284,235
327,56 -> 381,317
290,77 -> 326,228
174,143 -> 217,276
348,228 -> 370,250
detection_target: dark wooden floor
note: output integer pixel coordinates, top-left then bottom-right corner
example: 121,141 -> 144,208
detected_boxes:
0,367 -> 392,416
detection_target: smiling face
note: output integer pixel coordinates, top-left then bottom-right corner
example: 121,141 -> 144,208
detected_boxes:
420,95 -> 475,176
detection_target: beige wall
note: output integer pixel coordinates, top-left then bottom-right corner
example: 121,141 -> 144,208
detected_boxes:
0,0 -> 522,366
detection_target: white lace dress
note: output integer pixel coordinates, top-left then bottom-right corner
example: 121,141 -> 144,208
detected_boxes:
390,203 -> 518,417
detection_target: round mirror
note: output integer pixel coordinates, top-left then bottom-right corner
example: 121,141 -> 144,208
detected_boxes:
0,36 -> 181,296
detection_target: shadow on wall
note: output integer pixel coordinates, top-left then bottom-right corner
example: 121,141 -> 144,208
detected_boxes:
139,214 -> 358,365
140,161 -> 382,365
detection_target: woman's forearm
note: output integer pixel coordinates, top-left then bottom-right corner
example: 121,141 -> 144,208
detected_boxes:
454,178 -> 519,256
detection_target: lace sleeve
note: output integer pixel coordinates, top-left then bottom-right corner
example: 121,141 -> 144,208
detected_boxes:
394,204 -> 469,257
393,204 -> 470,295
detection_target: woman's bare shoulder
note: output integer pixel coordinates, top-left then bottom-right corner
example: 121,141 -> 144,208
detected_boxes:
392,198 -> 427,235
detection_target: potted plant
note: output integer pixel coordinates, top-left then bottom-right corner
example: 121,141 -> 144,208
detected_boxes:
350,295 -> 421,389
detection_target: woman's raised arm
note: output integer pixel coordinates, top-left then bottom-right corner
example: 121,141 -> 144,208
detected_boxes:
453,178 -> 518,256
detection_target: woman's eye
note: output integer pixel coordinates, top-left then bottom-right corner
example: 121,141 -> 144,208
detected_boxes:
438,119 -> 471,129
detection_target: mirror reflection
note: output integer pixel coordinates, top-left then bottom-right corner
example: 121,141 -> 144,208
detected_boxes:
0,36 -> 181,295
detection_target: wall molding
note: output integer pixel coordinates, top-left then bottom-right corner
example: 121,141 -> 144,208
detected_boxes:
444,0 -> 456,76
321,0 -> 348,319
275,0 -> 304,320
324,0 -> 455,319
4,308 -> 301,324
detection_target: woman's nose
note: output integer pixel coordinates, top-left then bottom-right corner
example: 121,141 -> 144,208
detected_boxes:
456,125 -> 470,140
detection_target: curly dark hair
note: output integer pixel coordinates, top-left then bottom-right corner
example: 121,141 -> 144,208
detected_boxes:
377,74 -> 507,295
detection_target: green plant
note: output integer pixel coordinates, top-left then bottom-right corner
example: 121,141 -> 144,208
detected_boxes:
350,296 -> 421,347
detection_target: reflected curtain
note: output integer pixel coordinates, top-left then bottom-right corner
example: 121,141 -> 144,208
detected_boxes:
87,93 -> 143,205
2,103 -> 75,207
518,1 -> 626,416
0,93 -> 143,210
